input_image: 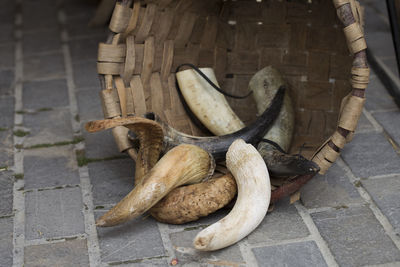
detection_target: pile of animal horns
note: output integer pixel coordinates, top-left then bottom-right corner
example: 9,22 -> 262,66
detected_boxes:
85,66 -> 320,251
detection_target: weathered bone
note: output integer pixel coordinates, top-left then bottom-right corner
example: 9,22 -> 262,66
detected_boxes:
193,139 -> 271,251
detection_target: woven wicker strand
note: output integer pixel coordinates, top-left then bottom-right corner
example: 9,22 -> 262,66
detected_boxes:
95,0 -> 369,200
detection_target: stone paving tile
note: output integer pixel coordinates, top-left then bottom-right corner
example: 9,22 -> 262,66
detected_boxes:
0,43 -> 15,69
355,113 -> 375,134
69,37 -> 103,63
63,0 -> 97,20
312,206 -> 400,267
22,28 -> 62,56
66,13 -> 108,40
23,79 -> 69,110
373,110 -> 400,146
0,130 -> 14,168
0,1 -> 15,25
0,24 -> 14,44
0,69 -> 15,96
24,239 -> 89,267
23,108 -> 74,148
25,186 -> 85,240
24,146 -> 80,189
169,228 -> 245,266
363,176 -> 400,233
77,87 -> 107,122
301,163 -> 364,209
22,2 -> 58,32
88,158 -> 134,206
382,57 -> 399,75
365,75 -> 399,112
365,31 -> 395,59
247,199 -> 309,244
23,52 -> 65,81
363,5 -> 391,33
73,60 -> 101,89
341,132 -> 400,178
252,241 -> 327,267
83,130 -> 121,159
0,96 -> 14,128
95,212 -> 166,263
0,171 -> 14,216
0,217 -> 13,267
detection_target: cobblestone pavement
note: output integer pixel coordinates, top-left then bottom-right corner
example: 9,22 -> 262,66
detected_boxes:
1,0 -> 400,266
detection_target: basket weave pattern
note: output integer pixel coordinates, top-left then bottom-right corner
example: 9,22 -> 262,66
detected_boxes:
96,0 -> 369,181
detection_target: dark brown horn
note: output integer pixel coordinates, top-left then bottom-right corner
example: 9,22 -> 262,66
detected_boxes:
145,86 -> 285,160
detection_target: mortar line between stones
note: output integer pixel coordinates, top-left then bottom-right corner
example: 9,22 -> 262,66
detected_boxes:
12,3 -> 25,266
24,234 -> 87,247
294,203 -> 339,267
238,241 -> 259,266
366,173 -> 400,180
156,222 -> 177,265
362,108 -> 384,132
58,9 -> 102,267
246,235 -> 314,249
337,158 -> 400,251
305,202 -> 366,214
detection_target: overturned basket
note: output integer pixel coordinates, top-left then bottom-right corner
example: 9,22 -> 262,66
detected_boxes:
94,0 -> 369,220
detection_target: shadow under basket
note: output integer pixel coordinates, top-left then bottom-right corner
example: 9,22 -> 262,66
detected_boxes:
96,0 -> 370,203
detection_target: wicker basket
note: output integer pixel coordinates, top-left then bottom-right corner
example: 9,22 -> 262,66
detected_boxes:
96,0 -> 369,202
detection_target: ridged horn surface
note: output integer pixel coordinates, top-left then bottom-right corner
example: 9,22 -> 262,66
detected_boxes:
85,117 -> 164,184
151,86 -> 285,160
176,68 -> 245,135
193,139 -> 271,251
96,144 -> 214,227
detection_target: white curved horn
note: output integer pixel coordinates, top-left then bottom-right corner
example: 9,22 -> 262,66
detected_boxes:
193,139 -> 271,251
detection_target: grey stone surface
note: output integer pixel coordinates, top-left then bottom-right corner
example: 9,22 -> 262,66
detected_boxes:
23,108 -> 74,147
0,43 -> 14,69
25,186 -> 85,240
0,69 -> 15,96
22,2 -> 58,31
0,24 -> 14,44
0,129 -> 14,168
23,79 -> 69,110
252,241 -> 327,267
0,217 -> 13,267
0,96 -> 14,128
363,176 -> 400,232
73,61 -> 100,89
95,212 -> 165,263
76,88 -> 103,122
88,158 -> 134,205
69,38 -> 102,63
23,52 -> 65,81
341,132 -> 400,178
24,146 -> 80,189
355,113 -> 375,134
169,228 -> 245,266
24,239 -> 89,267
312,206 -> 400,267
373,110 -> 400,146
247,199 -> 309,244
363,4 -> 391,33
22,28 -> 62,56
66,13 -> 107,40
83,130 -> 120,159
365,31 -> 396,59
301,163 -> 364,209
382,57 -> 399,75
0,171 -> 13,216
0,1 -> 15,24
365,75 -> 399,112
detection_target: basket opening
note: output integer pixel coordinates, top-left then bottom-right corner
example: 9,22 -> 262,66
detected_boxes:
148,0 -> 354,158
